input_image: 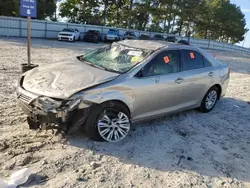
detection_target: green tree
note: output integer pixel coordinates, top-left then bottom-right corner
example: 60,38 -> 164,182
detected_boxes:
194,0 -> 247,43
59,0 -> 102,24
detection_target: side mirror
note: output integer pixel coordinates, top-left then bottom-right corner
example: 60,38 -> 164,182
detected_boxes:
136,68 -> 146,78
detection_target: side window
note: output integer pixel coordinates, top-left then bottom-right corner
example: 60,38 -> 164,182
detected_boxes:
203,57 -> 212,67
143,50 -> 180,77
181,50 -> 204,71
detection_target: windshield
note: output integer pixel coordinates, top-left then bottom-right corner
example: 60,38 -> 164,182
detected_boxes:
108,30 -> 118,35
80,43 -> 153,73
125,32 -> 135,36
62,28 -> 74,32
155,35 -> 163,38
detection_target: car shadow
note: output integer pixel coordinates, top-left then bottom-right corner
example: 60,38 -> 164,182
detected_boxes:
67,97 -> 250,183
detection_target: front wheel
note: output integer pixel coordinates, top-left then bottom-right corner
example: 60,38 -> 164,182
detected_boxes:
199,87 -> 219,113
84,102 -> 131,142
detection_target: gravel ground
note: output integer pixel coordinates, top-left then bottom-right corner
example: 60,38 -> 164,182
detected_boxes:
0,38 -> 250,188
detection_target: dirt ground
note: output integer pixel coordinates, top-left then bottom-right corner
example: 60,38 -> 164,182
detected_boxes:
0,38 -> 250,188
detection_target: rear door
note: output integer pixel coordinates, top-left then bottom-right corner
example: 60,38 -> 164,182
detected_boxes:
176,49 -> 215,109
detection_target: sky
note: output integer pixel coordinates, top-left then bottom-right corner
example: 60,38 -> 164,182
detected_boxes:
230,0 -> 250,48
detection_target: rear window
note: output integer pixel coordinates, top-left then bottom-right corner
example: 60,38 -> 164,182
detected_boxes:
125,32 -> 135,36
181,50 -> 211,71
181,50 -> 204,71
140,34 -> 150,38
167,36 -> 175,39
108,29 -> 118,35
155,34 -> 163,38
87,30 -> 99,34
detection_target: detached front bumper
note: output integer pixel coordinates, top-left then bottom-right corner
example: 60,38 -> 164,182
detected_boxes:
16,79 -> 91,132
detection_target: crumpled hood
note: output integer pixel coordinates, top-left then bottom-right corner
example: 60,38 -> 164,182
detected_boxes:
22,58 -> 119,99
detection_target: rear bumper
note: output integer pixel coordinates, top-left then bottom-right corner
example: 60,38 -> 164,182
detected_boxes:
105,36 -> 118,41
84,36 -> 98,42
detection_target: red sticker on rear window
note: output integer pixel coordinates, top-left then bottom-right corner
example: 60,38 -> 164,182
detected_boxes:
164,56 -> 170,63
190,52 -> 195,59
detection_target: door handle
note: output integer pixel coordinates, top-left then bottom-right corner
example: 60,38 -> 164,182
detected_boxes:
175,77 -> 183,84
208,72 -> 214,77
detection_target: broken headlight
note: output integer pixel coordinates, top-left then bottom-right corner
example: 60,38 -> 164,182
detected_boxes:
34,96 -> 62,111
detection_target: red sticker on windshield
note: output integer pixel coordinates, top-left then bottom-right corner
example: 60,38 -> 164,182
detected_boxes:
164,56 -> 170,63
190,52 -> 195,59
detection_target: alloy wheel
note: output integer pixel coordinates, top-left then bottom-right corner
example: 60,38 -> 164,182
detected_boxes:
97,109 -> 130,142
205,90 -> 218,110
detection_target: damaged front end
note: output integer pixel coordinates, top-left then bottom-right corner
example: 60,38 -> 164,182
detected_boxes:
17,86 -> 92,133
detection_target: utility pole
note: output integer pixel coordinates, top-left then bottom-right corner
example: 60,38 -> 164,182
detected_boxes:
27,16 -> 31,66
20,0 -> 37,73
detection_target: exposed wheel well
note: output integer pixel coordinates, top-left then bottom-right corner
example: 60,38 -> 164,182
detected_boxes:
100,100 -> 131,117
213,84 -> 222,99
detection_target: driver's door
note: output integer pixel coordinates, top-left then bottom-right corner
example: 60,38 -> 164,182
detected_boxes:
131,50 -> 183,121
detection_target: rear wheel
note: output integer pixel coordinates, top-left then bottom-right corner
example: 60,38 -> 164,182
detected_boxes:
199,87 -> 219,113
84,102 -> 131,142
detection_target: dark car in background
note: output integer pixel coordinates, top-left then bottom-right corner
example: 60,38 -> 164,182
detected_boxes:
165,36 -> 177,43
124,31 -> 137,40
153,34 -> 165,41
139,34 -> 151,40
178,40 -> 190,45
83,30 -> 101,43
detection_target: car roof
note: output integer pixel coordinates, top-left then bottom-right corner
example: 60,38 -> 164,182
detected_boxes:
117,40 -> 193,51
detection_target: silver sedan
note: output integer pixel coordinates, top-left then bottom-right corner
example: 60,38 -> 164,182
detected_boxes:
16,40 -> 230,142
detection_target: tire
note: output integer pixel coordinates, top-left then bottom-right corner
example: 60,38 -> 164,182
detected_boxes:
199,86 -> 219,113
84,101 -> 131,142
27,117 -> 40,130
72,36 -> 75,42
